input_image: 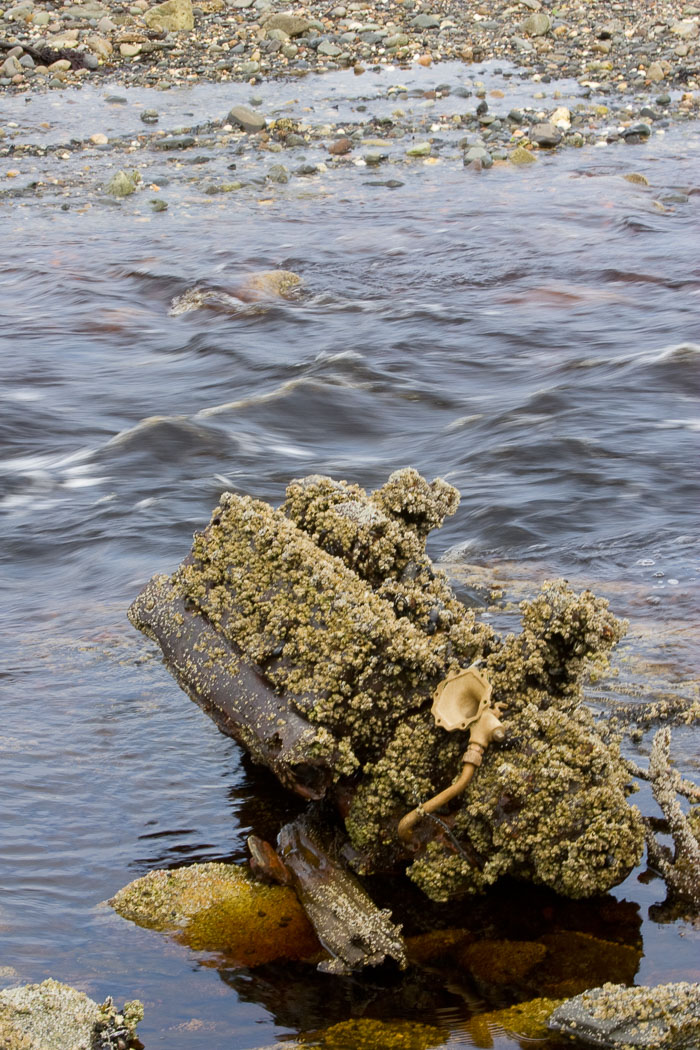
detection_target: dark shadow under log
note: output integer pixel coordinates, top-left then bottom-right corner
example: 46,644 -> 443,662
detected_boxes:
128,574 -> 336,800
277,810 -> 407,974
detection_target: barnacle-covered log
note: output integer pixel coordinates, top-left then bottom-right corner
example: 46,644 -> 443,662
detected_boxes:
128,572 -> 337,799
643,728 -> 700,917
129,469 -> 645,911
277,810 -> 407,974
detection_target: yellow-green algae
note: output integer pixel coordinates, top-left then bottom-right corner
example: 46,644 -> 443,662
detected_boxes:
300,1018 -> 448,1050
0,979 -> 142,1050
152,470 -> 644,903
109,861 -> 320,965
460,939 -> 548,985
458,932 -> 640,999
466,997 -> 564,1046
403,927 -> 472,965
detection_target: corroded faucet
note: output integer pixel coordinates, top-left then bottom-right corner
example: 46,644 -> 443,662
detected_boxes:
398,665 -> 505,843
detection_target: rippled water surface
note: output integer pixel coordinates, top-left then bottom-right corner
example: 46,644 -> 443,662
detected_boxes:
1,70 -> 699,1049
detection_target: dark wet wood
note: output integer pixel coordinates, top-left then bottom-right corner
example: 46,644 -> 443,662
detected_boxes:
277,810 -> 407,974
128,574 -> 336,800
248,834 -> 293,886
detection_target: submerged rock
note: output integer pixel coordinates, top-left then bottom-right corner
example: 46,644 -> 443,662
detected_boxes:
548,982 -> 700,1048
0,979 -> 142,1050
301,1018 -> 447,1049
105,170 -> 141,197
169,269 -> 302,316
110,861 -> 321,965
467,996 -> 563,1043
460,931 -> 641,999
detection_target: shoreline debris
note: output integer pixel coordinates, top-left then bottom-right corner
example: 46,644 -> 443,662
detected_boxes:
128,469 -> 650,968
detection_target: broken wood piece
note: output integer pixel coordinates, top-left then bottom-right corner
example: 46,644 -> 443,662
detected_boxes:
643,727 -> 700,913
128,573 -> 336,800
277,811 -> 407,974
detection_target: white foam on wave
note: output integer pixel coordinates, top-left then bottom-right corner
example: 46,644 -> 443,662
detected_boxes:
655,418 -> 700,431
629,342 -> 700,367
4,389 -> 44,402
62,476 -> 110,489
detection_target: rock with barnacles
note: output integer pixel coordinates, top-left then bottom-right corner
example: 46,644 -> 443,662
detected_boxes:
129,469 -> 646,965
0,979 -> 143,1050
548,982 -> 700,1049
169,269 -> 302,316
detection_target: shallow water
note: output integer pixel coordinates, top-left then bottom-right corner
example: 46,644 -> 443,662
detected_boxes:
1,65 -> 699,1050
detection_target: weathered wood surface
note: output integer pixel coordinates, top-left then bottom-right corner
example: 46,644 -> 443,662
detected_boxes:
128,573 -> 336,800
277,811 -> 407,974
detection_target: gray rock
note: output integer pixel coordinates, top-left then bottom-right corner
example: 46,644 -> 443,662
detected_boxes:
411,13 -> 440,28
265,13 -> 309,36
599,18 -> 623,37
144,0 -> 194,30
1,54 -> 23,75
267,163 -> 289,183
512,35 -> 534,50
153,135 -> 196,149
62,1 -> 109,18
105,169 -> 141,196
4,3 -> 33,19
522,12 -> 550,35
317,40 -> 342,55
548,982 -> 700,1049
141,108 -> 159,123
464,145 -> 493,167
385,32 -> 409,46
622,122 -> 651,142
670,19 -> 699,39
530,121 -> 562,147
227,104 -> 266,132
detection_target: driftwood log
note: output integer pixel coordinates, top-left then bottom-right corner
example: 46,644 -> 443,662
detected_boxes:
129,572 -> 337,800
129,469 -> 649,969
277,810 -> 407,974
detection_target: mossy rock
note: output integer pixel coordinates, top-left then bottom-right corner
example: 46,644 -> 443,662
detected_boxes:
110,861 -> 321,966
460,938 -> 548,985
302,1018 -> 448,1049
457,931 -> 640,999
466,997 -> 563,1045
530,931 -> 640,998
404,928 -> 472,965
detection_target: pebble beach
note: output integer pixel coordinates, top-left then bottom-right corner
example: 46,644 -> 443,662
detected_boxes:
1,0 -> 699,187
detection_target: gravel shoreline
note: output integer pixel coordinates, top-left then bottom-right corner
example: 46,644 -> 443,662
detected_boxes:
1,0 -> 699,187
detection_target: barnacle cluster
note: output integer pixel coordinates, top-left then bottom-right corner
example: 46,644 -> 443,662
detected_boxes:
162,470 -> 644,903
0,979 -> 143,1050
548,981 -> 700,1048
